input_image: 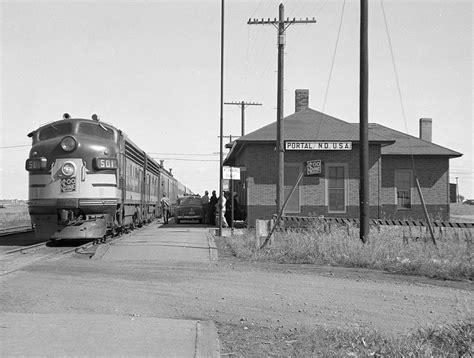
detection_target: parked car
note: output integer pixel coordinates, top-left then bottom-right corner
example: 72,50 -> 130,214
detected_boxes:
174,196 -> 203,224
463,199 -> 474,205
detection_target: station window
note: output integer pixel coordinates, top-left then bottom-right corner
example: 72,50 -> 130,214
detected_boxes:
395,170 -> 412,209
326,164 -> 347,213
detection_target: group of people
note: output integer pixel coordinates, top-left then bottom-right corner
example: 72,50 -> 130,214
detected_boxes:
200,190 -> 239,227
160,190 -> 239,227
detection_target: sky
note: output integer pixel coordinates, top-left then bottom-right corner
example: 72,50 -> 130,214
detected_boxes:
1,0 -> 472,200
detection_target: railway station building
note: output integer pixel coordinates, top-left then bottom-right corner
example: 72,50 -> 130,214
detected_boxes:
224,89 -> 462,225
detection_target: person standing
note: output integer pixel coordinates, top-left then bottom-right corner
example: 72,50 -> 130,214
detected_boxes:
201,190 -> 209,224
224,192 -> 232,227
208,190 -> 218,225
217,191 -> 228,228
161,193 -> 171,224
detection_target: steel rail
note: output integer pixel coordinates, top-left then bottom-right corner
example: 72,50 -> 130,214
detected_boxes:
0,233 -> 125,276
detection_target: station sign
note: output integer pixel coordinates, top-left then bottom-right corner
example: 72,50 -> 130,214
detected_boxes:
223,166 -> 240,180
305,160 -> 323,176
285,141 -> 352,151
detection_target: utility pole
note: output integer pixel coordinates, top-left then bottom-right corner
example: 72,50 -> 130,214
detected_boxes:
359,0 -> 369,243
248,3 -> 316,217
224,101 -> 262,136
218,0 -> 225,237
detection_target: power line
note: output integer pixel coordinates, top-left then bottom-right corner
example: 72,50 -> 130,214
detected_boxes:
224,101 -> 262,135
147,152 -> 218,156
151,157 -> 219,162
0,144 -> 29,149
322,0 -> 346,112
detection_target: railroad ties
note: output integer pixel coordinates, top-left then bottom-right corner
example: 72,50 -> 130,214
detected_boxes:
275,215 -> 474,229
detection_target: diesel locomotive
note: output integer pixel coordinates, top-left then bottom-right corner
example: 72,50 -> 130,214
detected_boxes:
26,113 -> 192,240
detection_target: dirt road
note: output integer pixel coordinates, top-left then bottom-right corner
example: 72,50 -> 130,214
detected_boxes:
1,224 -> 472,357
1,243 -> 471,338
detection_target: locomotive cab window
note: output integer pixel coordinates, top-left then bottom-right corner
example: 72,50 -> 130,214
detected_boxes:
79,122 -> 114,140
38,122 -> 73,141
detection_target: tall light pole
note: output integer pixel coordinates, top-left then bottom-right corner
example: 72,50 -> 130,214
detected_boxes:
359,0 -> 369,243
218,0 -> 225,237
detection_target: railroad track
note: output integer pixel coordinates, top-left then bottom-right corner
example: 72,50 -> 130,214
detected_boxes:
0,234 -> 124,276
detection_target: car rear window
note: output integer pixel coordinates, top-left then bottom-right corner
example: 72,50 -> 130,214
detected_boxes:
181,197 -> 201,206
38,122 -> 73,141
79,122 -> 114,140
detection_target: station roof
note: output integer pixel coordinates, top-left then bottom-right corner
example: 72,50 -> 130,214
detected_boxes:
224,108 -> 393,164
224,108 -> 462,164
360,123 -> 462,157
236,108 -> 392,143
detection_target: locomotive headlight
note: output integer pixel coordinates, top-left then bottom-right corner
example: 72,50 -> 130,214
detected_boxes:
61,162 -> 75,176
60,136 -> 76,152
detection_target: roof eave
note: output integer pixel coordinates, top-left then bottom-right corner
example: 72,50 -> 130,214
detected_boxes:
382,152 -> 463,158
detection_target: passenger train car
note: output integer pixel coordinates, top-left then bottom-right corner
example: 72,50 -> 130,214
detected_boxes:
25,113 -> 193,240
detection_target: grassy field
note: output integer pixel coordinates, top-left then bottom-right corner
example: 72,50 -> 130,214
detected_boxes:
223,223 -> 473,281
221,203 -> 473,281
216,204 -> 473,357
0,204 -> 30,229
451,202 -> 474,221
218,319 -> 473,357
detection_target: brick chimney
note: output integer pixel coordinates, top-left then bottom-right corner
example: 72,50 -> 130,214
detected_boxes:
419,118 -> 432,142
295,89 -> 309,112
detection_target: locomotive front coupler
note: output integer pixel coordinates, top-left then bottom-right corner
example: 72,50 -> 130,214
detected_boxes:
57,209 -> 87,225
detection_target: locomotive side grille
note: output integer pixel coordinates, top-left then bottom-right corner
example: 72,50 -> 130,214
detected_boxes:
125,141 -> 145,166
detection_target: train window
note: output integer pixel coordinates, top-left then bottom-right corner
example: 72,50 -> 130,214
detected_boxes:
79,122 -> 114,140
39,122 -> 72,141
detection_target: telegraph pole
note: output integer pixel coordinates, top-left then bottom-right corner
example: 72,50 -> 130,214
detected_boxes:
218,0 -> 225,237
248,3 -> 316,216
359,0 -> 369,243
224,101 -> 262,136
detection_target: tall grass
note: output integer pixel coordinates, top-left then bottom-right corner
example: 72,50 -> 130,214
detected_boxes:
218,319 -> 473,357
221,223 -> 473,281
0,205 -> 31,229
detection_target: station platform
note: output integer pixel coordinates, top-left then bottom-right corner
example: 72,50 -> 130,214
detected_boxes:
1,313 -> 219,357
1,223 -> 221,357
96,223 -> 218,262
